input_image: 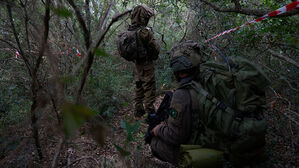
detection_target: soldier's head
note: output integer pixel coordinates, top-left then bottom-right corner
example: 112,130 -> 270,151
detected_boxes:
131,5 -> 154,27
169,41 -> 204,81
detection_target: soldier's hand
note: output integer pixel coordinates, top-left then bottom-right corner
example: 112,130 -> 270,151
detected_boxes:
152,124 -> 161,136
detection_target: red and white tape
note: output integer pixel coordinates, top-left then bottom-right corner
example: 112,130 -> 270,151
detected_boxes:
205,0 -> 299,43
15,50 -> 19,58
76,48 -> 81,58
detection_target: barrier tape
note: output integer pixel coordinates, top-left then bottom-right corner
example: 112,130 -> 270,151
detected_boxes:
14,48 -> 81,59
15,50 -> 19,58
76,48 -> 81,58
205,0 -> 299,43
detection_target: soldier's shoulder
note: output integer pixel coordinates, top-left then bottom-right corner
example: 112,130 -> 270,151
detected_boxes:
172,88 -> 190,103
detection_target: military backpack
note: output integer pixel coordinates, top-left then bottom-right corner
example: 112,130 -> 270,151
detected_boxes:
179,57 -> 270,166
116,27 -> 149,62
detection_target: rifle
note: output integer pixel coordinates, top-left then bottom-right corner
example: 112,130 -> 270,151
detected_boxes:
144,91 -> 173,144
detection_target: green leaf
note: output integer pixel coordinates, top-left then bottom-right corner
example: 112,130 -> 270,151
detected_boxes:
94,48 -> 108,57
120,120 -> 141,141
131,120 -> 141,134
114,144 -> 131,156
122,101 -> 129,107
52,7 -> 72,18
62,103 -> 96,138
120,119 -> 127,130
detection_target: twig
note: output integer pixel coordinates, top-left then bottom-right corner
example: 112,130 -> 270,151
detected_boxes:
281,112 -> 299,126
267,49 -> 299,68
51,138 -> 64,168
270,96 -> 291,110
95,0 -> 113,33
282,78 -> 299,92
67,148 -> 73,167
65,156 -> 101,168
179,9 -> 190,43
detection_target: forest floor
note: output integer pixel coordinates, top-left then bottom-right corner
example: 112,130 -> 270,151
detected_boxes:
0,94 -> 298,168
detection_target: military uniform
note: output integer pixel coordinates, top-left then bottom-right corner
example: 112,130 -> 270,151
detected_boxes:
129,5 -> 160,115
150,77 -> 193,165
149,41 -> 268,167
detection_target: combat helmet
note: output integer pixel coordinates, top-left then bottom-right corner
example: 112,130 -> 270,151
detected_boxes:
169,41 -> 204,73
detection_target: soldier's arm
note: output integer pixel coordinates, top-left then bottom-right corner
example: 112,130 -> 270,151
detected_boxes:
154,89 -> 192,145
139,28 -> 160,60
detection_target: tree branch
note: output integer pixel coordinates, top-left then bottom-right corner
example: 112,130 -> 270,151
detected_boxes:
29,0 -> 51,160
51,138 -> 64,168
75,10 -> 132,104
94,9 -> 132,48
267,49 -> 299,68
67,0 -> 91,49
65,156 -> 100,168
6,3 -> 32,77
201,0 -> 299,17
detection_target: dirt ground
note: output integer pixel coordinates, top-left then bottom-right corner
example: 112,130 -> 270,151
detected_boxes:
0,95 -> 298,168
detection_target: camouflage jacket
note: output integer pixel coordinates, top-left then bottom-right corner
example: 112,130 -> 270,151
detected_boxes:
155,77 -> 193,145
129,26 -> 160,64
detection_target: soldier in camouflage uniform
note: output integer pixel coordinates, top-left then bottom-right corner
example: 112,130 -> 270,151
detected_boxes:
149,41 -> 268,167
150,62 -> 194,165
149,41 -> 201,165
129,5 -> 160,117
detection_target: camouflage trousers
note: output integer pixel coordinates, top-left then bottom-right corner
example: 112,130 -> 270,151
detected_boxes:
135,61 -> 156,113
150,136 -> 179,165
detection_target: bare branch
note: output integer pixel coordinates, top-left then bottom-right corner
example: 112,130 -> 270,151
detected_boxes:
65,156 -> 100,168
267,49 -> 299,68
94,9 -> 132,48
29,0 -> 51,160
75,9 -> 132,103
67,0 -> 91,48
33,0 -> 51,76
94,0 -> 113,34
0,39 -> 17,49
51,138 -> 64,168
85,0 -> 91,32
200,0 -> 299,17
6,3 -> 32,77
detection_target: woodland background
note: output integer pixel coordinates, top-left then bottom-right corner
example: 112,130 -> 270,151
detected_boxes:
0,0 -> 298,167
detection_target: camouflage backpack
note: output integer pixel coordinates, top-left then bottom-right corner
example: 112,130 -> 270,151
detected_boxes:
170,42 -> 270,166
116,27 -> 149,62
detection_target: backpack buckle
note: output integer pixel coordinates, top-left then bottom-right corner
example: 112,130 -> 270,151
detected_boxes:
234,110 -> 243,122
235,117 -> 242,122
218,102 -> 227,110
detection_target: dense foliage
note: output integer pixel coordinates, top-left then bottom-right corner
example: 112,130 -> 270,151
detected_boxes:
0,0 -> 298,167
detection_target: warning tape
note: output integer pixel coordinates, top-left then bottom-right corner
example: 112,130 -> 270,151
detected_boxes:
205,0 -> 299,43
13,47 -> 81,59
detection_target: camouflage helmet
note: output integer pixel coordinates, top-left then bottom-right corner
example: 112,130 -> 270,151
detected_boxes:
169,41 -> 203,73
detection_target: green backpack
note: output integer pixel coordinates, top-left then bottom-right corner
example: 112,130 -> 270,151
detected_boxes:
179,57 -> 269,167
116,27 -> 149,62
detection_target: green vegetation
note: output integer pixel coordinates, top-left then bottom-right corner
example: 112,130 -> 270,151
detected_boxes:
0,0 -> 298,167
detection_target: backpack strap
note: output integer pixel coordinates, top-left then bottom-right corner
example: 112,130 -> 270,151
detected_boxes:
183,81 -> 242,144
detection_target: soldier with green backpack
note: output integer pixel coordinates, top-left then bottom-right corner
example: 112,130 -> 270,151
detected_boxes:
116,5 -> 160,117
149,41 -> 269,167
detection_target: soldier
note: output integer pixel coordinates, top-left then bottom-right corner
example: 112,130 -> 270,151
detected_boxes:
149,41 -> 268,167
150,55 -> 195,166
129,5 -> 160,117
